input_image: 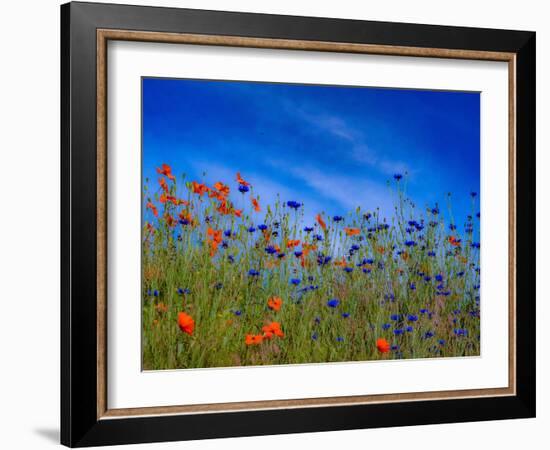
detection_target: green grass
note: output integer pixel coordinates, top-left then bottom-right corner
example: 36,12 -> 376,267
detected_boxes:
142,168 -> 480,370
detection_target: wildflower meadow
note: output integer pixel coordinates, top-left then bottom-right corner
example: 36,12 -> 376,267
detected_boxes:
142,165 -> 480,370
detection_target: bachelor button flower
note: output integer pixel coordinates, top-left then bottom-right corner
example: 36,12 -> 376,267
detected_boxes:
363,268 -> 371,274
228,255 -> 235,263
449,224 -> 457,231
294,251 -> 303,258
247,226 -> 256,233
382,323 -> 391,330
406,326 -> 413,332
336,337 -> 344,342
238,185 -> 249,193
351,244 -> 360,251
364,212 -> 372,220
424,331 -> 435,338
327,299 -> 340,308
314,234 -> 324,241
224,229 -> 232,237
342,312 -> 350,318
304,226 -> 314,233
423,276 -> 431,282
317,254 -> 332,266
378,224 -> 389,231
277,253 -> 286,259
287,200 -> 302,210
248,269 -> 260,277
457,271 -> 465,277
407,315 -> 418,322
344,267 -> 354,273
431,206 -> 440,215
234,310 -> 242,316
435,274 -> 443,282
428,251 -> 436,257
290,278 -> 301,286
258,224 -> 267,231
405,240 -> 416,247
333,215 -> 343,222
390,314 -> 401,321
265,245 -> 277,255
471,242 -> 480,249
420,308 -> 428,315
454,328 -> 468,337
438,339 -> 446,346
311,333 -> 318,340
394,173 -> 403,181
177,288 -> 191,295
409,283 -> 416,290
394,329 -> 404,336
153,290 -> 159,297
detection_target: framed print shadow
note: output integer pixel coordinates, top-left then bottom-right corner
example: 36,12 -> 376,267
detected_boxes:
61,1 -> 536,447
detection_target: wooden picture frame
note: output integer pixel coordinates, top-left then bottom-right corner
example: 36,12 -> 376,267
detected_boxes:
61,1 -> 535,447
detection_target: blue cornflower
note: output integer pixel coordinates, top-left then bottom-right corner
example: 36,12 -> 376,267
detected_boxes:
363,268 -> 371,274
177,288 -> 191,295
364,212 -> 372,220
342,312 -> 350,318
409,283 -> 416,290
471,242 -> 480,249
407,315 -> 418,322
247,226 -> 256,233
424,331 -> 435,338
336,337 -> 344,342
438,339 -> 446,346
312,333 -> 318,341
290,278 -> 301,286
406,326 -> 413,332
248,269 -> 260,277
179,219 -> 190,225
277,253 -> 286,259
327,299 -> 340,308
449,224 -> 457,231
456,271 -> 465,277
394,173 -> 403,181
344,267 -> 354,273
234,310 -> 242,316
317,254 -> 332,266
382,323 -> 391,330
238,185 -> 249,193
378,223 -> 390,231
394,329 -> 404,336
314,316 -> 321,324
428,251 -> 436,257
258,224 -> 268,231
224,229 -> 232,237
333,215 -> 343,222
431,207 -> 440,215
366,258 -> 374,264
390,314 -> 401,321
265,245 -> 277,255
314,234 -> 324,241
350,244 -> 360,251
391,344 -> 400,351
435,274 -> 443,282
423,276 -> 431,282
304,226 -> 314,233
153,290 -> 159,297
405,240 -> 416,247
420,308 -> 428,314
454,328 -> 468,337
227,255 -> 235,263
287,200 -> 302,210
221,241 -> 229,249
294,251 -> 303,258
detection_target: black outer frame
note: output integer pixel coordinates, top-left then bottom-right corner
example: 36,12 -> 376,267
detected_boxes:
61,1 -> 536,447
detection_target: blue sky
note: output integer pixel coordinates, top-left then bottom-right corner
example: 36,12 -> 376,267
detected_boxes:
142,77 -> 479,229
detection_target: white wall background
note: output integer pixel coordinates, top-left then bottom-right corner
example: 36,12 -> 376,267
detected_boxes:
0,1 -> 545,448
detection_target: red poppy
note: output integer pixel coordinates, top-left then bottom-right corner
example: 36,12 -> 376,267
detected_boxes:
262,322 -> 284,338
448,236 -> 461,247
207,227 -> 223,256
344,227 -> 360,236
245,334 -> 263,345
251,197 -> 261,212
267,296 -> 283,312
316,213 -> 327,231
192,181 -> 210,196
177,312 -> 194,335
233,209 -> 243,218
146,201 -> 158,217
213,181 -> 230,197
376,338 -> 390,353
159,177 -> 169,193
165,214 -> 176,227
286,239 -> 300,248
236,172 -> 251,187
156,163 -> 176,181
334,257 -> 347,267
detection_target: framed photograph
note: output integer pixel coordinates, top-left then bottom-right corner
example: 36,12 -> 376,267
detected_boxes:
61,1 -> 536,447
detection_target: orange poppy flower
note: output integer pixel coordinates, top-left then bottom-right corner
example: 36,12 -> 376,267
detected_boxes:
302,243 -> 317,256
286,239 -> 300,248
245,334 -> 263,345
262,229 -> 271,243
334,257 -> 347,267
236,172 -> 251,187
155,302 -> 168,313
156,163 -> 176,181
191,181 -> 210,196
448,236 -> 461,247
251,197 -> 261,212
165,214 -> 176,227
146,222 -> 155,234
376,338 -> 390,353
344,227 -> 360,236
213,181 -> 230,197
178,210 -> 193,224
146,201 -> 158,217
316,213 -> 327,231
377,246 -> 385,254
262,322 -> 284,338
159,177 -> 169,193
177,312 -> 195,335
207,227 -> 223,256
233,209 -> 243,218
267,296 -> 283,311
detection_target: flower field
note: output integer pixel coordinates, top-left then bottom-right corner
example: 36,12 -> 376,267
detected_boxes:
142,164 -> 480,370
